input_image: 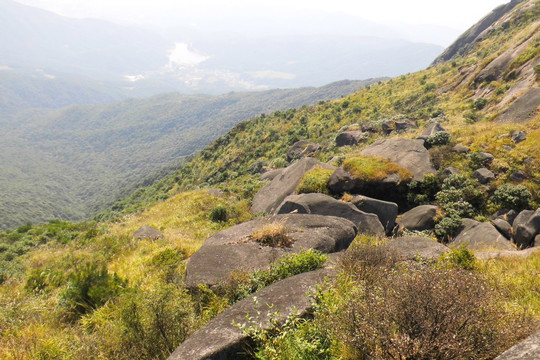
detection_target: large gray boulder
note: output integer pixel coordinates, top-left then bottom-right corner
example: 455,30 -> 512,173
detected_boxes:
513,209 -> 540,249
185,214 -> 356,288
251,158 -> 335,214
386,236 -> 449,260
360,138 -> 436,181
492,218 -> 513,239
133,225 -> 164,241
495,330 -> 540,360
451,219 -> 515,251
351,195 -> 398,234
169,269 -> 332,360
397,205 -> 440,232
275,193 -> 384,236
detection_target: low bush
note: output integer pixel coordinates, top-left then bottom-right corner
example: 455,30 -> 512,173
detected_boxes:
435,174 -> 485,217
407,174 -> 441,205
491,184 -> 532,211
434,216 -> 463,242
329,265 -> 535,360
426,131 -> 452,146
209,205 -> 228,222
59,262 -> 126,322
438,245 -> 476,270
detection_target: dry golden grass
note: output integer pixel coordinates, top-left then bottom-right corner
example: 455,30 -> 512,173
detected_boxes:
249,222 -> 293,247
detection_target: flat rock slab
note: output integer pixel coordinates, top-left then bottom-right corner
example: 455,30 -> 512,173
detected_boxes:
185,214 -> 357,288
276,193 -> 384,236
385,236 -> 449,260
495,330 -> 540,360
451,219 -> 516,252
475,247 -> 540,260
251,157 -> 335,214
168,269 -> 332,360
360,138 -> 435,181
497,87 -> 540,124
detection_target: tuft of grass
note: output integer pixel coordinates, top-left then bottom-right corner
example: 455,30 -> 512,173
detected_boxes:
342,156 -> 413,184
249,223 -> 293,248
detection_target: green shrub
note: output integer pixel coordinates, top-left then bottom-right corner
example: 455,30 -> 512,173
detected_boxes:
435,174 -> 485,217
209,205 -> 228,222
25,268 -> 65,294
473,98 -> 489,110
60,262 -> 126,321
296,166 -> 333,194
491,184 -> 532,211
439,245 -> 476,270
407,174 -> 441,205
434,216 -> 463,243
426,131 -> 452,146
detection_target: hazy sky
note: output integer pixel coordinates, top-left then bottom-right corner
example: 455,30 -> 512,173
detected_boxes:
18,0 -> 509,30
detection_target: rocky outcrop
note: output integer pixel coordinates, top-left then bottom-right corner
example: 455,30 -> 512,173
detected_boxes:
260,168 -> 284,181
360,138 -> 436,181
251,158 -> 335,214
275,193 -> 384,235
495,329 -> 540,359
169,269 -> 332,360
386,236 -> 449,260
418,122 -> 447,141
397,205 -> 440,232
185,214 -> 356,288
497,87 -> 540,123
432,0 -> 525,64
350,195 -> 398,234
133,225 -> 164,241
492,218 -> 513,239
451,219 -> 515,251
381,119 -> 417,135
286,141 -> 321,162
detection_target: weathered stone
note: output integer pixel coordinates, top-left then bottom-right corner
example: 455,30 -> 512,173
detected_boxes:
169,269 -> 332,360
335,130 -> 367,147
491,218 -> 512,239
473,167 -> 495,184
510,170 -> 527,182
513,210 -> 535,229
361,138 -> 436,181
286,141 -> 321,162
397,205 -> 440,232
451,219 -> 515,251
381,119 -> 416,135
133,226 -> 164,241
260,168 -> 284,181
492,209 -> 518,225
185,214 -> 356,288
514,209 -> 540,249
276,193 -> 384,235
476,247 -> 540,260
452,144 -> 471,153
495,330 -> 540,360
511,130 -> 527,143
475,151 -> 495,164
418,122 -> 447,140
497,87 -> 540,124
252,158 -> 335,214
386,236 -> 449,260
351,195 -> 398,234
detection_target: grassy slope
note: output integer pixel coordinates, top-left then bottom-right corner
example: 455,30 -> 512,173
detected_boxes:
0,1 -> 539,359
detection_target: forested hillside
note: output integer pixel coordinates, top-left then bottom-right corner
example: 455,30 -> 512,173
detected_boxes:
0,79 -> 379,230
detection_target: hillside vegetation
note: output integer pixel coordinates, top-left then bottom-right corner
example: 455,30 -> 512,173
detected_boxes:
0,1 -> 539,359
0,79 -> 377,230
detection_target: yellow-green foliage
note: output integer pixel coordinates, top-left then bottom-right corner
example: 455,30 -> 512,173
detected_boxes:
296,166 -> 334,194
478,252 -> 540,316
342,156 -> 413,183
